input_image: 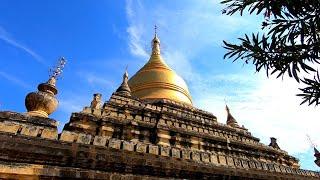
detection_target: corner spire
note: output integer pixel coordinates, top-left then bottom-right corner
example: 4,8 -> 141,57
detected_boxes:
152,25 -> 160,55
116,67 -> 131,96
226,105 -> 239,128
269,137 -> 281,149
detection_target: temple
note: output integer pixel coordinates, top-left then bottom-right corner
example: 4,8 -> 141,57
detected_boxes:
0,31 -> 319,179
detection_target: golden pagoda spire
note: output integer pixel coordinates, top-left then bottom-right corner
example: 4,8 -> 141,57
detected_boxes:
25,57 -> 66,118
128,26 -> 193,105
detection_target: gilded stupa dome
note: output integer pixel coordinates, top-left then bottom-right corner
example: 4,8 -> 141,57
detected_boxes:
128,31 -> 192,105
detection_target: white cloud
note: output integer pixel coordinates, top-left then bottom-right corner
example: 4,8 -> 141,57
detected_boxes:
76,71 -> 116,89
196,73 -> 320,154
0,71 -> 31,89
0,26 -> 45,65
126,0 -> 149,58
59,99 -> 84,114
125,0 -> 320,170
127,26 -> 149,58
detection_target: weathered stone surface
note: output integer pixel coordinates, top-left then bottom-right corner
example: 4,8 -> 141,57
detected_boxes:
160,146 -> 170,157
92,109 -> 102,117
218,155 -> 227,165
82,107 -> 92,114
136,143 -> 147,153
171,148 -> 181,158
93,136 -> 108,146
248,160 -> 256,169
123,141 -> 134,151
201,152 -> 210,163
226,156 -> 234,166
192,151 -> 201,162
41,128 -> 58,139
274,164 -> 281,172
149,145 -> 159,155
135,115 -> 142,121
76,133 -> 92,144
261,162 -> 268,170
60,131 -> 78,142
181,149 -> 191,160
210,154 -> 219,165
108,138 -> 122,149
20,125 -> 39,137
0,122 -> 20,134
234,158 -> 242,168
241,160 -> 249,169
255,161 -> 263,170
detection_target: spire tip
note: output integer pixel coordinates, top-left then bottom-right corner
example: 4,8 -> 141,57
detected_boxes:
151,25 -> 160,55
154,24 -> 158,37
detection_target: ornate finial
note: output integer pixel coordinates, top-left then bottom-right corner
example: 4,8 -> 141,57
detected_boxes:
225,105 -> 239,127
48,57 -> 66,84
225,104 -> 230,113
124,65 -> 128,79
154,25 -> 158,37
116,67 -> 131,96
25,57 -> 67,118
152,25 -> 160,55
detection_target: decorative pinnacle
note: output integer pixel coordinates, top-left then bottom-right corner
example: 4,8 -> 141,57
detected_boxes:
152,25 -> 160,55
154,24 -> 157,37
116,66 -> 131,96
225,104 -> 239,127
225,105 -> 230,113
49,57 -> 66,80
124,65 -> 129,82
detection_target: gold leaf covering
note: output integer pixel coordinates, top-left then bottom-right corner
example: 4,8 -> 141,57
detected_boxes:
128,33 -> 192,105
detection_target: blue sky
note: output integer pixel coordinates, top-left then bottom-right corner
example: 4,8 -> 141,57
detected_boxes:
0,0 -> 319,170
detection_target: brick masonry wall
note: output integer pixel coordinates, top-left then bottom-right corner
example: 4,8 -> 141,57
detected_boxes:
0,131 -> 318,179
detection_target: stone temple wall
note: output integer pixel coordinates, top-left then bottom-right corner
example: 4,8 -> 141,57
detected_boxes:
0,96 -> 319,179
0,130 -> 318,179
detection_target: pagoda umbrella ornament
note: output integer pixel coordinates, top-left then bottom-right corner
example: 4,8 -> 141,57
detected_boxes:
25,57 -> 66,118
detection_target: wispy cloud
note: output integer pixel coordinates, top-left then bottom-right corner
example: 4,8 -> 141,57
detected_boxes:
77,71 -> 116,89
126,0 -> 149,58
0,26 -> 45,65
59,98 -> 85,114
125,0 -> 320,170
127,26 -> 149,58
0,71 -> 31,89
